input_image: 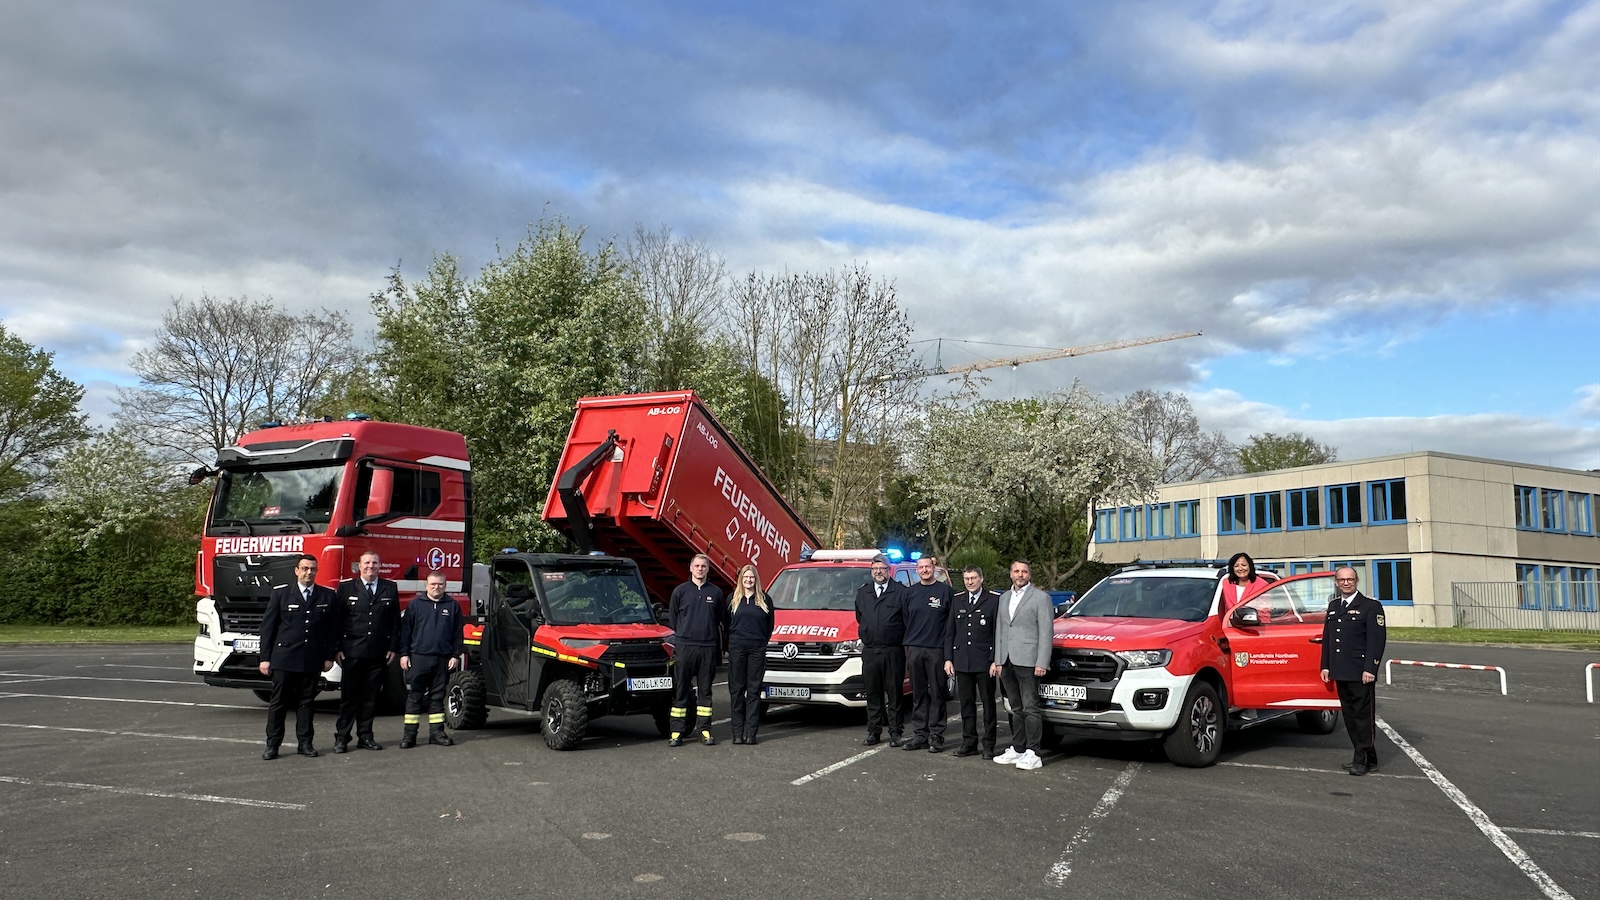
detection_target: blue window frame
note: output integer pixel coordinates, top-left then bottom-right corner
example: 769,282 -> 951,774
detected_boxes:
1250,491 -> 1283,532
1571,568 -> 1597,612
1567,494 -> 1593,536
1120,506 -> 1144,541
1288,561 -> 1326,575
1516,563 -> 1542,609
1369,478 -> 1407,524
1543,565 -> 1570,610
1174,500 -> 1200,537
1539,489 -> 1565,532
1372,559 -> 1413,605
1514,486 -> 1538,530
1257,561 -> 1285,574
1218,495 -> 1247,534
1287,488 -> 1321,530
1095,508 -> 1117,542
1147,503 -> 1172,540
1327,483 -> 1362,526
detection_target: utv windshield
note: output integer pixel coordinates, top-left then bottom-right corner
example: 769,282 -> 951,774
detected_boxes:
209,465 -> 343,534
537,564 -> 656,626
768,567 -> 870,611
1063,576 -> 1216,623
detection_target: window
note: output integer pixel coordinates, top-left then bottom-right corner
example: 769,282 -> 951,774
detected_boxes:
1095,508 -> 1117,542
1218,495 -> 1247,534
1571,568 -> 1597,612
1148,503 -> 1172,540
1287,488 -> 1321,529
1257,561 -> 1285,574
389,467 -> 442,517
1369,479 -> 1407,524
1372,559 -> 1413,605
1289,561 -> 1325,575
1539,489 -> 1565,532
1543,565 -> 1570,610
1175,500 -> 1200,537
1250,492 -> 1283,532
1331,560 -> 1368,592
1568,493 -> 1594,535
1120,506 -> 1144,541
1516,563 -> 1542,609
1514,486 -> 1539,530
1327,483 -> 1362,526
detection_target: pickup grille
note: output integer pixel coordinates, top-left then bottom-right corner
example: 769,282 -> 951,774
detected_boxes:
1050,649 -> 1120,682
599,641 -> 669,666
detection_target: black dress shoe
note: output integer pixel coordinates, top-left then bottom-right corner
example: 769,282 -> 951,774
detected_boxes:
399,734 -> 416,749
901,739 -> 928,751
732,735 -> 746,745
668,736 -> 684,748
952,747 -> 978,758
1348,763 -> 1369,776
888,735 -> 905,748
357,737 -> 383,751
1364,763 -> 1379,774
980,750 -> 994,760
261,747 -> 279,761
297,745 -> 318,758
862,734 -> 881,746
332,740 -> 349,754
746,735 -> 758,745
928,741 -> 945,754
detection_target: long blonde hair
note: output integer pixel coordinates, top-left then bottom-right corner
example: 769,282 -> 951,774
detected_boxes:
729,564 -> 769,613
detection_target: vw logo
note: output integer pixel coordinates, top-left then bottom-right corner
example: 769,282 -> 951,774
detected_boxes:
1058,658 -> 1076,671
782,643 -> 799,659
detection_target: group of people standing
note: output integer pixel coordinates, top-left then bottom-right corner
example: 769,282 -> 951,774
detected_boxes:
665,555 -> 774,746
256,551 -> 463,759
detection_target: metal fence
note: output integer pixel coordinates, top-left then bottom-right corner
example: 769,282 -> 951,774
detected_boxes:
1451,581 -> 1600,632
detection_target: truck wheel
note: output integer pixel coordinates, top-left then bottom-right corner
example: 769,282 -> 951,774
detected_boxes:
253,689 -> 273,704
375,659 -> 407,716
447,669 -> 488,730
651,702 -> 671,737
1163,681 -> 1222,767
540,679 -> 588,750
1297,708 -> 1339,735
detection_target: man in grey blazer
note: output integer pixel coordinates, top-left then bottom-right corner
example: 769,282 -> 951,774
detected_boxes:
990,560 -> 1055,770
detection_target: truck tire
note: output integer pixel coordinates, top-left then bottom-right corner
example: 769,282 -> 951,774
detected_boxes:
651,701 -> 671,737
375,659 -> 407,717
540,679 -> 588,750
253,689 -> 273,704
447,669 -> 488,730
1297,708 -> 1339,735
1163,681 -> 1222,767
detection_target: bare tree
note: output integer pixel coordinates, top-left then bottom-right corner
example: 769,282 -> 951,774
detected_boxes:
625,225 -> 728,390
1119,389 -> 1239,483
116,294 -> 358,463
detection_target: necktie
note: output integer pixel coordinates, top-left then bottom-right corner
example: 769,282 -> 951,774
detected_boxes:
876,585 -> 883,598
303,588 -> 311,602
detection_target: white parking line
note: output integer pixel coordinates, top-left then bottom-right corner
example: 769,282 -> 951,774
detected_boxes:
0,723 -> 258,744
1044,761 -> 1140,886
791,746 -> 887,785
79,665 -> 186,671
0,775 -> 303,810
1503,827 -> 1600,840
1218,760 -> 1425,779
1378,717 -> 1574,900
0,671 -> 199,686
0,678 -> 59,686
0,692 -> 257,710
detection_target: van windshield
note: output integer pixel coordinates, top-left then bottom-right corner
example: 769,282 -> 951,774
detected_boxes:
1064,576 -> 1216,623
768,567 -> 871,611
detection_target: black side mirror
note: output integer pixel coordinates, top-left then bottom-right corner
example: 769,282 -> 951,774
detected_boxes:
1231,607 -> 1262,628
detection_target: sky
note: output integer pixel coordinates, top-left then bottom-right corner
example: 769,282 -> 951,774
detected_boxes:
2,0 -> 1597,470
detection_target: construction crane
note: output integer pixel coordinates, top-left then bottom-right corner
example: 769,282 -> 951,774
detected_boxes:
909,331 -> 1202,380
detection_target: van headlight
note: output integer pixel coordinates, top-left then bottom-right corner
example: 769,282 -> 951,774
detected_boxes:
835,640 -> 862,656
1115,649 -> 1172,669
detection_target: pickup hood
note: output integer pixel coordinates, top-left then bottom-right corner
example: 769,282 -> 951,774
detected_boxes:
535,623 -> 672,663
1053,616 -> 1209,650
770,609 -> 857,642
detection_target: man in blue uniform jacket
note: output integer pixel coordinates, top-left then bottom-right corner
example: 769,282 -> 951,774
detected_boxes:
945,566 -> 1002,758
398,570 -> 466,748
333,551 -> 401,753
258,554 -> 338,760
1320,566 -> 1388,776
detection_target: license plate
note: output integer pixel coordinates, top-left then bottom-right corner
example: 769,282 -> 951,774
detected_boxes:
233,637 -> 260,654
1038,683 -> 1086,701
763,686 -> 810,700
626,676 -> 672,691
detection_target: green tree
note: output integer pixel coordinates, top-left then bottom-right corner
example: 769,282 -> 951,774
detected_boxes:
0,323 -> 88,498
1238,431 -> 1338,473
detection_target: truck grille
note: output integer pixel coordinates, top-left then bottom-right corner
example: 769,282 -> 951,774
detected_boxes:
1050,649 -> 1120,682
220,603 -> 267,634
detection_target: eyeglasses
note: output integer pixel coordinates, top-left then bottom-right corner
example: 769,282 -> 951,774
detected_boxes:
1335,578 -> 1357,583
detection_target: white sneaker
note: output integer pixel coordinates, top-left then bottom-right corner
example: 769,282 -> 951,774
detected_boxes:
993,746 -> 1023,764
1014,750 -> 1042,770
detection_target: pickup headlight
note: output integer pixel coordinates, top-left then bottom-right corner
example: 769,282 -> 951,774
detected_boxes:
562,639 -> 607,649
1115,649 -> 1172,669
835,639 -> 863,656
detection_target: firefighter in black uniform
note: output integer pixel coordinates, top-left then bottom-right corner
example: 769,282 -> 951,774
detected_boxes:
398,571 -> 465,748
258,554 -> 338,760
855,554 -> 908,747
945,566 -> 1002,758
668,553 -> 726,747
1320,566 -> 1387,775
902,556 -> 953,752
333,551 -> 401,753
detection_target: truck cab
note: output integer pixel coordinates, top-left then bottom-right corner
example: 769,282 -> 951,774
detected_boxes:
1038,566 -> 1341,766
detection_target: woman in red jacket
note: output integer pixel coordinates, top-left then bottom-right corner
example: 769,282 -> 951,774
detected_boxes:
1221,552 -> 1276,613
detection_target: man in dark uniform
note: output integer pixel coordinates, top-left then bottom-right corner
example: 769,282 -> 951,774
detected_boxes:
258,554 -> 338,760
1320,566 -> 1387,776
945,566 -> 1001,758
668,553 -> 726,747
902,556 -> 953,752
398,571 -> 465,748
333,551 -> 401,753
854,554 -> 908,747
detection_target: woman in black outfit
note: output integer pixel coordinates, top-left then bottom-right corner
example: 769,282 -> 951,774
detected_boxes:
726,564 -> 775,744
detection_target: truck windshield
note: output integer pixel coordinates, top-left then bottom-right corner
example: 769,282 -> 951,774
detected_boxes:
768,567 -> 870,611
209,465 -> 343,533
537,565 -> 656,626
1065,576 -> 1216,623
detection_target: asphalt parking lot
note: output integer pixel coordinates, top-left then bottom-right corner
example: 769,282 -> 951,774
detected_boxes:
0,641 -> 1595,900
